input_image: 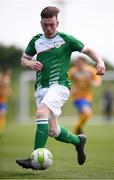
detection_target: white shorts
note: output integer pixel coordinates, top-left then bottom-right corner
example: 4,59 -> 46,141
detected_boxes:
34,84 -> 70,117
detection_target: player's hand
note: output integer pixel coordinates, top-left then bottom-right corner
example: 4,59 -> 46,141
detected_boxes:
96,61 -> 106,75
29,61 -> 43,71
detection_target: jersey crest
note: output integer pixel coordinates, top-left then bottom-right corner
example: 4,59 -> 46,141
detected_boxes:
54,41 -> 63,48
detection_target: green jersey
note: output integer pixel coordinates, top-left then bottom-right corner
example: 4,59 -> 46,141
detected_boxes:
24,32 -> 84,89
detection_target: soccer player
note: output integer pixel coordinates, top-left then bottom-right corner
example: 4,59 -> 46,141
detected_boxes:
102,85 -> 114,121
16,6 -> 106,170
69,55 -> 102,134
0,65 -> 12,137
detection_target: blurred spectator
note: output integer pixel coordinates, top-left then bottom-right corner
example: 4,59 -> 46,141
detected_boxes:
0,65 -> 12,137
102,85 -> 114,121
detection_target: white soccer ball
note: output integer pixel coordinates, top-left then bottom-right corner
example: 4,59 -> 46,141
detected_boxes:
31,148 -> 53,170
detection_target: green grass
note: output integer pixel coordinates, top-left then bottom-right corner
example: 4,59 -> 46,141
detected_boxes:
0,120 -> 114,179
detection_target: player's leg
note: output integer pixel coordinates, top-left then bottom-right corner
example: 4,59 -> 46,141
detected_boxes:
0,104 -> 7,137
0,113 -> 5,137
49,117 -> 86,165
34,103 -> 51,149
73,100 -> 92,134
16,103 -> 51,170
16,88 -> 51,170
49,115 -> 80,144
44,85 -> 86,165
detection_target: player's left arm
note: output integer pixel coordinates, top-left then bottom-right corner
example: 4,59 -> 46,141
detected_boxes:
81,46 -> 106,75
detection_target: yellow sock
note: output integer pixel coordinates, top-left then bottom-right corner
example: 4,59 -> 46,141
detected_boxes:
0,116 -> 5,134
74,112 -> 92,134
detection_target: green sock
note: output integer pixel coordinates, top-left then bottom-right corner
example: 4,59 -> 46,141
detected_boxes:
34,119 -> 49,150
55,126 -> 80,145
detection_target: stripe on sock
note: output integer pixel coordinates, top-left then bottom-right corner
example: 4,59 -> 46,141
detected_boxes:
35,119 -> 48,124
54,126 -> 61,137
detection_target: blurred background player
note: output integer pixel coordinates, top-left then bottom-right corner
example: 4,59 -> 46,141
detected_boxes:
102,85 -> 114,121
0,65 -> 12,136
69,55 -> 102,134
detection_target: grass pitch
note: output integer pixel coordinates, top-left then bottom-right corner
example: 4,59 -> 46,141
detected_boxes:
0,119 -> 114,179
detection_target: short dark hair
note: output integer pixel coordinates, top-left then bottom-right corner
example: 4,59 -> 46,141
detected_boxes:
41,6 -> 60,19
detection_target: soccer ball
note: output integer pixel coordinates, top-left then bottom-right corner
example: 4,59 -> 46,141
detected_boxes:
31,148 -> 53,170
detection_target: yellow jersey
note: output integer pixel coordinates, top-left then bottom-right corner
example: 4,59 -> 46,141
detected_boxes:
69,64 -> 101,101
0,73 -> 11,103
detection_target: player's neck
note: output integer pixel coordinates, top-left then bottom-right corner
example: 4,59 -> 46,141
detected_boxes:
44,32 -> 57,39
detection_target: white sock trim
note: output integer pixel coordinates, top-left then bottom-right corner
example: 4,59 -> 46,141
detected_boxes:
54,125 -> 61,137
35,118 -> 48,124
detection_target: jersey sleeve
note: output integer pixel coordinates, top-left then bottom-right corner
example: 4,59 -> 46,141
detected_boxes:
68,35 -> 84,52
24,37 -> 37,57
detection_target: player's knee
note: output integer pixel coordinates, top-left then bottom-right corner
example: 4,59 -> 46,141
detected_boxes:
49,127 -> 58,137
36,109 -> 46,119
83,111 -> 92,119
36,104 -> 51,119
82,107 -> 92,118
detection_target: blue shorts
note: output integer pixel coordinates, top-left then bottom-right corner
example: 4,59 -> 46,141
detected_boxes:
0,103 -> 7,113
73,99 -> 91,112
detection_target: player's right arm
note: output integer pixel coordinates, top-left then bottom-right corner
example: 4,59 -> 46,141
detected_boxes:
21,35 -> 43,71
21,55 -> 43,71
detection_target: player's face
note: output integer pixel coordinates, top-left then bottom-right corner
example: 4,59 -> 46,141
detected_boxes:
41,16 -> 59,38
